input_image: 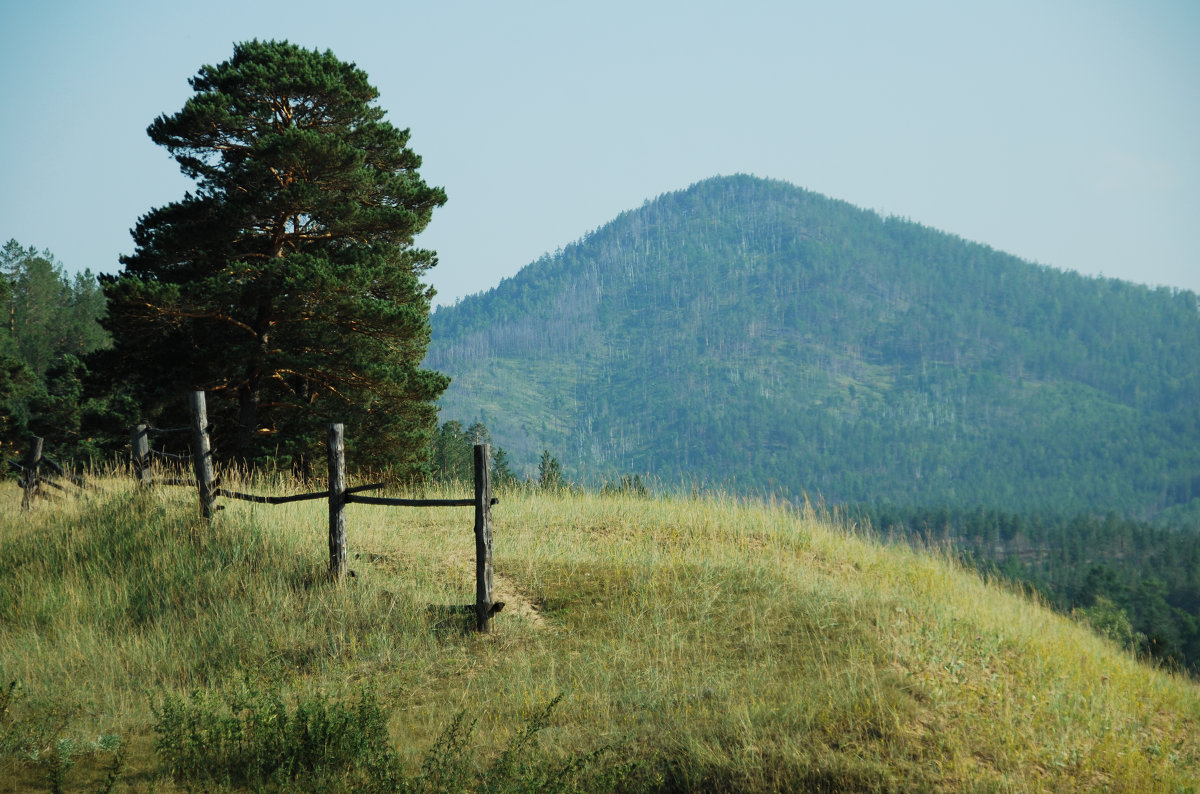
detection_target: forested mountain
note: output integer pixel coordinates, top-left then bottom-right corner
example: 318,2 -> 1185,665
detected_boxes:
427,175 -> 1200,522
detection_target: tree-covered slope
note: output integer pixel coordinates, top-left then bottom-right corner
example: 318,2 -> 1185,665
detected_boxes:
427,175 -> 1200,520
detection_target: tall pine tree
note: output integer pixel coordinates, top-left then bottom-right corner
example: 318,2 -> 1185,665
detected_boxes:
98,41 -> 449,472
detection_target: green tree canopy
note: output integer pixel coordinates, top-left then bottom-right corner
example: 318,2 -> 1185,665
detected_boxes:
1,240 -> 108,380
97,40 -> 449,472
0,240 -> 110,456
428,419 -> 518,486
537,449 -> 565,491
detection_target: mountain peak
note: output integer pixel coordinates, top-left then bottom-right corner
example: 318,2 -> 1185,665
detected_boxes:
428,177 -> 1200,520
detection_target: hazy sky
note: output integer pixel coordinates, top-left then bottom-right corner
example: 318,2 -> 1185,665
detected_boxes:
2,1 -> 1197,305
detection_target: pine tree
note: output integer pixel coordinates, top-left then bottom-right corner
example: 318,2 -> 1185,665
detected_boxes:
97,41 -> 449,471
537,450 -> 564,491
491,446 -> 518,488
0,240 -> 111,456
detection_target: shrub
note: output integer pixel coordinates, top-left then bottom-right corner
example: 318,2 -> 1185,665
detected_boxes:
154,686 -> 643,793
154,685 -> 404,792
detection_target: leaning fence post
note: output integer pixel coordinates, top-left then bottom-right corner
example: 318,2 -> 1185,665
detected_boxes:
473,443 -> 495,632
328,423 -> 347,582
131,424 -> 150,485
188,391 -> 216,520
20,436 -> 43,510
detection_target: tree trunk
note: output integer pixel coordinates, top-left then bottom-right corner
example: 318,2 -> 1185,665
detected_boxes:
234,304 -> 272,463
235,379 -> 260,464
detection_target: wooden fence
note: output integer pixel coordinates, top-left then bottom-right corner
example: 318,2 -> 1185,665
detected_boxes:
7,435 -> 85,509
11,390 -> 501,633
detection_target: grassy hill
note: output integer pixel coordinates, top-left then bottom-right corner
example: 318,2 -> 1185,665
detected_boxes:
427,174 -> 1200,522
2,478 -> 1199,791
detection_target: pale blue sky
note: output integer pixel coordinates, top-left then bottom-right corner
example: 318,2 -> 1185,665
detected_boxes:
2,1 -> 1197,305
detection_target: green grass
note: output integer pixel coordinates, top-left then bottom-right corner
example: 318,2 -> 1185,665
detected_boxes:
1,474 -> 1198,791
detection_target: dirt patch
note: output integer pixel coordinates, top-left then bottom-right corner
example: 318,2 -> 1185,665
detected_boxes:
492,570 -> 549,629
440,549 -> 549,630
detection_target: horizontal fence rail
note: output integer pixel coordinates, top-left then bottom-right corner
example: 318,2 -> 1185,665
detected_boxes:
7,436 -> 85,509
343,495 -> 499,508
11,391 -> 502,634
146,425 -> 190,435
216,482 -> 386,505
149,449 -> 192,463
129,391 -> 500,632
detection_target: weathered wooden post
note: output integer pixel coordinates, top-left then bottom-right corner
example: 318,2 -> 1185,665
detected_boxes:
131,424 -> 150,486
188,391 -> 216,519
328,423 -> 347,582
473,443 -> 495,632
20,436 -> 43,510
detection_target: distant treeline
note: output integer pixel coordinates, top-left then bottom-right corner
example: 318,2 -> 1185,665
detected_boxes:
852,504 -> 1200,674
430,419 -> 647,495
0,240 -> 118,460
0,239 -> 608,495
0,240 -> 532,486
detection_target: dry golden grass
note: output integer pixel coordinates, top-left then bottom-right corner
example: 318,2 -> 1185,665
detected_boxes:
1,474 -> 1198,791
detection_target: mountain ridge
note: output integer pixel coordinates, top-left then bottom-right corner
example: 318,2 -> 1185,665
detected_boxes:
427,174 -> 1200,521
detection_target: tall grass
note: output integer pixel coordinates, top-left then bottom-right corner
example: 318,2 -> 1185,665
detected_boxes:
1,472 -> 1198,791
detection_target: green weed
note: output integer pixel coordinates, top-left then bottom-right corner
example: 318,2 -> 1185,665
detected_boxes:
153,686 -> 639,793
153,684 -> 403,791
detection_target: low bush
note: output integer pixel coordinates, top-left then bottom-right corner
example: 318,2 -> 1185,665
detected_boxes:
154,686 -> 645,793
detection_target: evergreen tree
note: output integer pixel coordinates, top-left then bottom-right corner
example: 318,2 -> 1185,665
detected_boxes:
430,420 -> 472,482
1,240 -> 108,380
537,449 -> 564,491
97,41 -> 449,472
0,240 -> 110,457
428,419 -> 517,486
0,329 -> 32,452
491,445 -> 518,488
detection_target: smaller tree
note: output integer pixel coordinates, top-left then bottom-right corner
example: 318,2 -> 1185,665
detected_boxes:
430,420 -> 472,482
0,340 -> 33,452
1,240 -> 108,380
491,446 -> 518,489
601,473 -> 648,496
537,450 -> 565,492
430,420 -> 517,487
1073,596 -> 1137,649
0,240 -> 111,458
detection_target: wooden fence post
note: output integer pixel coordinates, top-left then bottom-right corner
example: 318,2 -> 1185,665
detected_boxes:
188,391 -> 216,519
131,424 -> 150,485
473,443 -> 495,632
20,436 -> 43,510
328,423 -> 347,582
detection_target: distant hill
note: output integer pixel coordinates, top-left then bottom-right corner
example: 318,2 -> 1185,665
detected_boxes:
426,175 -> 1200,521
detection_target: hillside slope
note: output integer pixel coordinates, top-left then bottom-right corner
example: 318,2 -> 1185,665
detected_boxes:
1,481 -> 1198,791
427,175 -> 1200,520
